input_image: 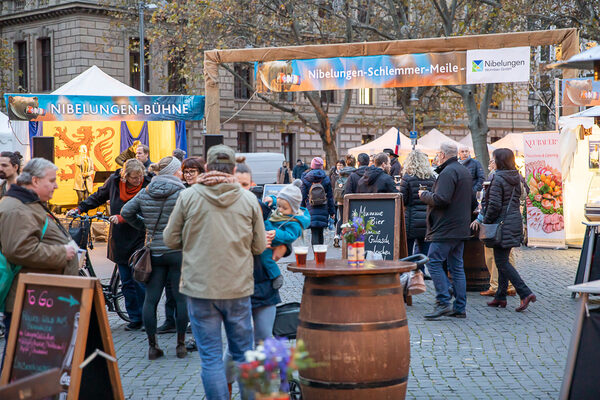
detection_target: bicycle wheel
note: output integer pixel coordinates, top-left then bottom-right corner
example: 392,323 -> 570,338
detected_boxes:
110,270 -> 131,323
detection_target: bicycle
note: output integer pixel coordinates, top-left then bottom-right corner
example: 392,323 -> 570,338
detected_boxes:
67,212 -> 131,323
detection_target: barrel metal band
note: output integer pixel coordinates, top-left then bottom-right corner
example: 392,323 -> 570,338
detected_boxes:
299,376 -> 408,389
298,318 -> 407,331
305,286 -> 403,297
306,274 -> 398,286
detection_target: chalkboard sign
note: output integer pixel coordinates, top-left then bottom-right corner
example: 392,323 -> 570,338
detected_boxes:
342,193 -> 408,260
262,184 -> 287,202
1,274 -> 123,400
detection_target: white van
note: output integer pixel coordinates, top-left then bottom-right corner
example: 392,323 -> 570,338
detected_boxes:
236,152 -> 286,185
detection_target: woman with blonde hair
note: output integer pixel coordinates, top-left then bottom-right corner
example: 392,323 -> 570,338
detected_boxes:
70,158 -> 151,331
399,150 -> 435,268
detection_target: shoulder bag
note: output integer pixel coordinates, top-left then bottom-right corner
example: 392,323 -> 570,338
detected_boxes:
479,184 -> 516,248
130,200 -> 166,283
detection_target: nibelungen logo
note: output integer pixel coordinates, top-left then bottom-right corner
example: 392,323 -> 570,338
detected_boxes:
472,60 -> 483,72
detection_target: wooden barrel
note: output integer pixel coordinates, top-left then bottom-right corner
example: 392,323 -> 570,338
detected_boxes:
297,273 -> 410,400
463,238 -> 490,291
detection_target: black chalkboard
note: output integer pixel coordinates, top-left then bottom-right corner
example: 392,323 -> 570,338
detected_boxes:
10,284 -> 82,398
343,193 -> 407,260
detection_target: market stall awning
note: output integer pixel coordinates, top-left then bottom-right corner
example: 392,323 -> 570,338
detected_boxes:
491,133 -> 524,154
548,45 -> 600,70
52,65 -> 145,96
418,128 -> 462,151
347,128 -> 413,157
459,133 -> 495,152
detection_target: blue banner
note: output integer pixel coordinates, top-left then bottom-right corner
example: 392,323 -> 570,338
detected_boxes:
3,94 -> 205,122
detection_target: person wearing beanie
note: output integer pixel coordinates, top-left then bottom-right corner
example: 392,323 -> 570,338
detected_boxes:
311,156 -> 324,170
121,156 -> 189,360
262,179 -> 311,288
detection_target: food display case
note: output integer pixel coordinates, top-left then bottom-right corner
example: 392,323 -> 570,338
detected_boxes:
585,174 -> 600,221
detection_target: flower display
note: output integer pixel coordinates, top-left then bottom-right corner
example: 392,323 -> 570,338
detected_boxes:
237,338 -> 317,397
340,211 -> 376,244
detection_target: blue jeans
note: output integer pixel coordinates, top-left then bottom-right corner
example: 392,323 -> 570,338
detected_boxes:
407,238 -> 430,272
427,240 -> 467,313
1,312 -> 11,374
187,296 -> 254,400
118,263 -> 146,323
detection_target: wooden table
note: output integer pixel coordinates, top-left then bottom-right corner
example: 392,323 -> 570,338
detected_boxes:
288,259 -> 416,400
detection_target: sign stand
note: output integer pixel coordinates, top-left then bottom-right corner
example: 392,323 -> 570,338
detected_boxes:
0,273 -> 123,400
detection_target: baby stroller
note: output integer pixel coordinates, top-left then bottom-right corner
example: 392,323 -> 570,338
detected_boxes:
272,302 -> 302,400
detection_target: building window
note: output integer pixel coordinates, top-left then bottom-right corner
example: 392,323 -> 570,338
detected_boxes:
168,48 -> 186,93
234,63 -> 253,99
279,92 -> 295,102
15,41 -> 27,91
320,90 -> 336,104
129,37 -> 149,92
361,134 -> 374,145
359,88 -> 374,105
528,105 -> 535,123
281,133 -> 294,162
237,132 -> 251,153
39,38 -> 52,91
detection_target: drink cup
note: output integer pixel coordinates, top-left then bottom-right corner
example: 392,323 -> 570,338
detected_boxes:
313,245 -> 327,265
294,246 -> 308,266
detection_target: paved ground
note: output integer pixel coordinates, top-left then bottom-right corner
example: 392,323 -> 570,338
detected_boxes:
2,230 -> 583,399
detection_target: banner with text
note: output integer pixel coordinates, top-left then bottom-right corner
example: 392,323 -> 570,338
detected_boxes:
255,47 -> 530,92
3,94 -> 205,121
523,131 -> 566,248
562,78 -> 600,107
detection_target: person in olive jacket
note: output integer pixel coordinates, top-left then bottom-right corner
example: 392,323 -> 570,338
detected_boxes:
482,148 -> 536,312
419,142 -> 476,320
399,150 -> 435,264
71,159 -> 151,331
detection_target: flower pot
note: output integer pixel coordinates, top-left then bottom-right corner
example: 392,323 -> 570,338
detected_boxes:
256,393 -> 290,400
347,241 -> 365,267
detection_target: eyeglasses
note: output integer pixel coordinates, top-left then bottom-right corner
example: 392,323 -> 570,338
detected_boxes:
183,169 -> 199,176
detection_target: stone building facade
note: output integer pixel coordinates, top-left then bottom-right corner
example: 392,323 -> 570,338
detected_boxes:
1,0 -> 536,164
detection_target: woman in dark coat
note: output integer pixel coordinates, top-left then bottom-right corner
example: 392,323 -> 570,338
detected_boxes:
399,150 -> 435,264
483,148 -> 536,312
72,159 -> 151,330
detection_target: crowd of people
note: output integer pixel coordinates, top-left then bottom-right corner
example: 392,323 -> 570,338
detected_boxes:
0,140 -> 536,399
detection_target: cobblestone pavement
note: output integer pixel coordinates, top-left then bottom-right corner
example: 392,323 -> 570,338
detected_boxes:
2,231 -> 582,399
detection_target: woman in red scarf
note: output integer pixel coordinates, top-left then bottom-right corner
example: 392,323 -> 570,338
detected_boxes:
70,159 -> 151,330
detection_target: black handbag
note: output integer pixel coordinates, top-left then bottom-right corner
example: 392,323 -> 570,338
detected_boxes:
130,200 -> 166,283
480,185 -> 516,248
272,302 -> 300,339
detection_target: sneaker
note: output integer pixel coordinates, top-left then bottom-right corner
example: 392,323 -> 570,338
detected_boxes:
125,321 -> 143,331
185,337 -> 198,352
424,304 -> 452,320
157,321 -> 176,334
333,236 -> 340,248
449,310 -> 467,318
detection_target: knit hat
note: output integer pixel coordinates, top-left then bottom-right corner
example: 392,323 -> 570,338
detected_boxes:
158,157 -> 182,176
311,157 -> 324,169
277,179 -> 303,214
207,144 -> 236,165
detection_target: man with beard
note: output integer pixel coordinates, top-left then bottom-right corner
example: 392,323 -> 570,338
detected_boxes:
0,151 -> 23,198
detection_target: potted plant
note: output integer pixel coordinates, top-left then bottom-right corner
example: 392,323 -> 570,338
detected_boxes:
238,337 -> 316,399
341,212 -> 376,267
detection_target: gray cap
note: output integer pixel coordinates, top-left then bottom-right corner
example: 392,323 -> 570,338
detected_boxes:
277,179 -> 303,214
207,145 -> 235,164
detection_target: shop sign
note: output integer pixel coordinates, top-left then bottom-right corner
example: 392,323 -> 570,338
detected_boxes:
523,131 -> 566,248
255,47 -> 530,92
3,94 -> 205,122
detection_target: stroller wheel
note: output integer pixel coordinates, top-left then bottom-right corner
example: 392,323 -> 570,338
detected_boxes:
289,379 -> 302,400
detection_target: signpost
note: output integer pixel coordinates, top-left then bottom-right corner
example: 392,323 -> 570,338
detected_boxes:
0,274 -> 123,400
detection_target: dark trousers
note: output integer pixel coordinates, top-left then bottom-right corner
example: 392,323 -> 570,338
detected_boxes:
407,238 -> 430,272
336,205 -> 344,235
164,280 -> 177,326
311,227 -> 324,245
117,263 -> 146,323
493,247 -> 532,301
1,312 -> 11,373
144,252 -> 188,336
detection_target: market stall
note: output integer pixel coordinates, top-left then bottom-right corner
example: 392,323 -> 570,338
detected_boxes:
418,128 -> 464,154
346,128 -> 412,158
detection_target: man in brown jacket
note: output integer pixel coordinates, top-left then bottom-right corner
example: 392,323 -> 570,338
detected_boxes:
0,158 -> 78,370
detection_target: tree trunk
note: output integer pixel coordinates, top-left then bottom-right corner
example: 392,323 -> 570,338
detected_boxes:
459,84 -> 493,176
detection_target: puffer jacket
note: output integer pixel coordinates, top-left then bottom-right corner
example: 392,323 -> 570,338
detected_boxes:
482,169 -> 523,248
399,174 -> 435,239
301,169 -> 335,228
0,185 -> 79,312
121,175 -> 186,255
356,165 -> 398,194
343,165 -> 368,196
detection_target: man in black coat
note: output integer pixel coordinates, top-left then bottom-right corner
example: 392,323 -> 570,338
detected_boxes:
383,148 -> 402,177
419,142 -> 476,319
292,159 -> 309,179
343,153 -> 370,196
459,146 -> 485,193
356,153 -> 399,194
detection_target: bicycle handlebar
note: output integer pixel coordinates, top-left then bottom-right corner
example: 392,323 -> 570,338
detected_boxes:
68,212 -> 110,222
400,253 -> 429,267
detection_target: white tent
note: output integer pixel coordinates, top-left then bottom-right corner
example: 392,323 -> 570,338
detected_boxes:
459,133 -> 495,153
491,133 -> 525,155
52,65 -> 144,96
418,129 -> 462,154
347,128 -> 413,157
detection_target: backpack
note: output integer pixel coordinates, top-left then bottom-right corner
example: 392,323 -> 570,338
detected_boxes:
334,176 -> 348,203
309,181 -> 327,206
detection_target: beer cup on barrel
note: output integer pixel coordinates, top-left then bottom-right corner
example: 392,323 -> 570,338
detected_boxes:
294,246 -> 308,266
313,245 -> 327,265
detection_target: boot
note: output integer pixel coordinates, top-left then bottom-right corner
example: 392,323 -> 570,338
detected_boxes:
176,333 -> 187,359
148,335 -> 164,360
